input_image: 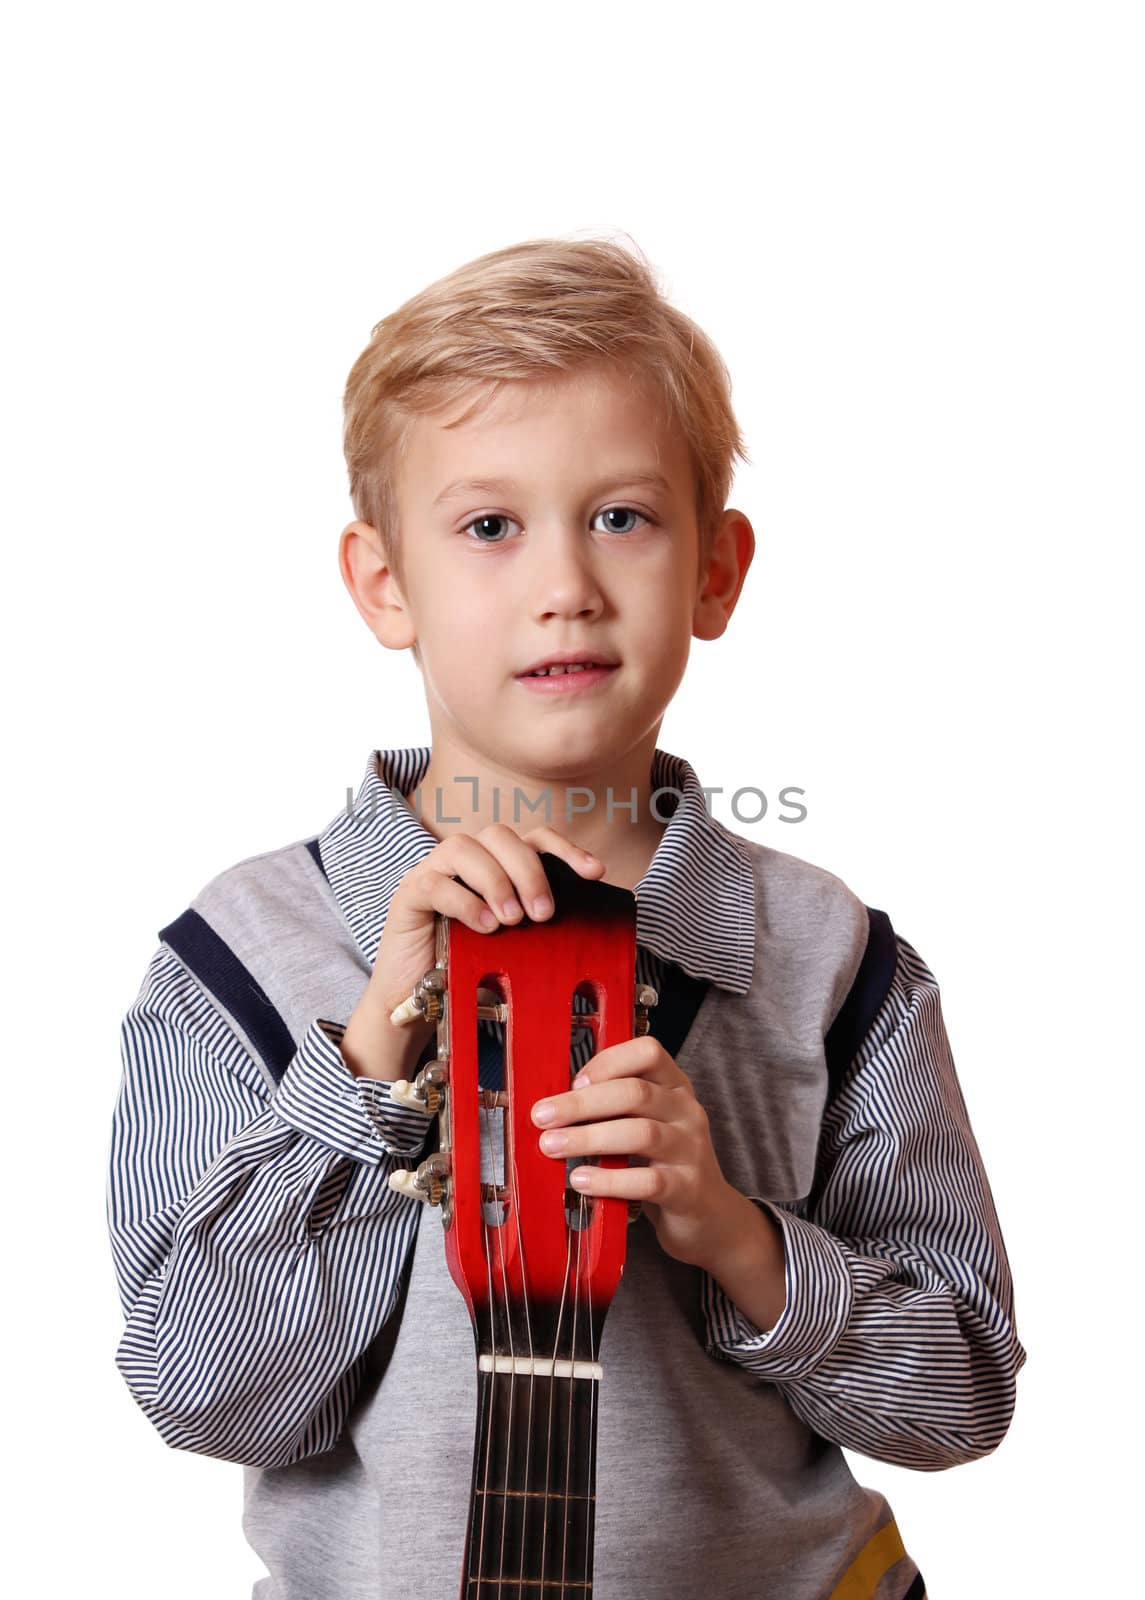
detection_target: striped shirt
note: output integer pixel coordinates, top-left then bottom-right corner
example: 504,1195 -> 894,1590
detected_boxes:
107,745 -> 1026,1475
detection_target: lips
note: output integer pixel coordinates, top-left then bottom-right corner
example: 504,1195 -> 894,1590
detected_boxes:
519,661 -> 617,678
514,660 -> 619,696
516,651 -> 620,677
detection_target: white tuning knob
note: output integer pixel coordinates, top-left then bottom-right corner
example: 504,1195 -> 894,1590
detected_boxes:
387,1169 -> 430,1201
387,1150 -> 451,1206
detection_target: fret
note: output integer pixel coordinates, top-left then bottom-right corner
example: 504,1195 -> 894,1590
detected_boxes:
466,1583 -> 592,1593
465,1583 -> 591,1593
462,1490 -> 594,1587
474,1488 -> 595,1501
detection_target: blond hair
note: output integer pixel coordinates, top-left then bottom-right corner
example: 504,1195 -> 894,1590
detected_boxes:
342,233 -> 750,591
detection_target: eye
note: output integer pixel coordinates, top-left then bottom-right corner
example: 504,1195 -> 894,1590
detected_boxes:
593,506 -> 650,535
461,513 -> 522,545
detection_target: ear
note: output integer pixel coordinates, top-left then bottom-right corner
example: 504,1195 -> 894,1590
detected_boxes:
692,509 -> 755,642
338,520 -> 418,651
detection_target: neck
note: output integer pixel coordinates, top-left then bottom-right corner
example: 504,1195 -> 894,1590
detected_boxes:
462,1365 -> 599,1595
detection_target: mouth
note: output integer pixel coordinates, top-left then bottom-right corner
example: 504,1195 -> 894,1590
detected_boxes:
517,662 -> 619,679
515,658 -> 620,695
516,651 -> 621,678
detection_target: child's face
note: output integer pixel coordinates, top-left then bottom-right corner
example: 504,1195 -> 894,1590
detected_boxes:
349,364 -> 748,781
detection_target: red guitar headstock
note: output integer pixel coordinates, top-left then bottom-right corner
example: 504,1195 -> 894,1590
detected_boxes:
391,852 -> 654,1363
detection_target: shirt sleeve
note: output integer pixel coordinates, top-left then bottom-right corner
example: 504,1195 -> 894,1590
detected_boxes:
277,1014 -> 441,1158
106,944 -> 436,1469
700,934 -> 1028,1471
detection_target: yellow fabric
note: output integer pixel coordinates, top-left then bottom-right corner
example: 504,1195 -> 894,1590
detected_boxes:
826,1517 -> 908,1600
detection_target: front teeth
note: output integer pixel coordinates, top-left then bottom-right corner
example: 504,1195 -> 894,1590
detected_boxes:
532,663 -> 595,676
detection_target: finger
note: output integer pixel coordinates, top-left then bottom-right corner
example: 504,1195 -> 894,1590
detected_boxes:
538,1116 -> 676,1162
570,1035 -> 686,1093
521,823 -> 608,879
397,832 -> 536,931
532,1071 -> 675,1130
448,823 -> 604,926
478,823 -> 608,921
567,1161 -> 667,1201
389,854 -> 507,936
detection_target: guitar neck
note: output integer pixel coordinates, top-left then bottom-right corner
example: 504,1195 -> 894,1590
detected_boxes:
462,1360 -> 600,1598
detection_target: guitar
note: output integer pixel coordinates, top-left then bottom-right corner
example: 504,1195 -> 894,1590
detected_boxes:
387,852 -> 656,1598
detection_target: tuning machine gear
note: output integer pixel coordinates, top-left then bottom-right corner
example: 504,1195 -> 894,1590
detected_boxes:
388,1150 -> 452,1206
390,1061 -> 448,1114
388,967 -> 446,1027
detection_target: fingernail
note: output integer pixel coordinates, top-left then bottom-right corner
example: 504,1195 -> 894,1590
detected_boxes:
573,1071 -> 590,1089
479,910 -> 497,928
531,895 -> 553,918
570,1168 -> 593,1188
532,1101 -> 556,1124
540,1130 -> 568,1153
500,899 -> 522,920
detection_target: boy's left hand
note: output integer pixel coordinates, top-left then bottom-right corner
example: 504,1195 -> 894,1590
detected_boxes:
530,1034 -> 745,1274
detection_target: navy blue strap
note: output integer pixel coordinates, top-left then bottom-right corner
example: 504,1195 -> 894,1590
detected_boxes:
159,907 -> 299,1086
159,836 -> 329,1088
305,835 -> 328,881
646,959 -> 709,1061
824,906 -> 899,1103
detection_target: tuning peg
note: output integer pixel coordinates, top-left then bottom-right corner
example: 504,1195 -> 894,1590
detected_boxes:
388,967 -> 446,1027
388,1150 -> 451,1206
634,984 -> 658,1036
565,1184 -> 643,1225
390,1061 -> 448,1114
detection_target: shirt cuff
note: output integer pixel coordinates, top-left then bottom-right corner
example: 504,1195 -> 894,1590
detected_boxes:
272,1017 -> 437,1162
701,1196 -> 854,1380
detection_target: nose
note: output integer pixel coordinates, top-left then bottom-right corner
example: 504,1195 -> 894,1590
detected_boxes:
528,523 -> 606,622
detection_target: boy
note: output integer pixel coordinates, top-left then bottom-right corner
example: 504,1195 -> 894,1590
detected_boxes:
107,235 -> 1026,1600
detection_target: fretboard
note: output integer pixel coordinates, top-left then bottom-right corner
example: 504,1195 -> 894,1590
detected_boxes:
461,1362 -> 600,1596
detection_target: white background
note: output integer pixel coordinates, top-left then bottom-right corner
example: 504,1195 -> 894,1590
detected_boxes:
4,2 -> 1140,1595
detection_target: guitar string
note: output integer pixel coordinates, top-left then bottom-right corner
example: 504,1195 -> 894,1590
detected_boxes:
576,997 -> 600,1595
488,1084 -> 514,1600
568,1004 -> 599,1597
541,987 -> 595,1597
579,1179 -> 595,1591
503,1006 -> 538,1600
513,989 -> 592,1596
471,982 -> 611,1595
480,1049 -> 521,1600
469,1001 -> 544,1596
474,1000 -> 541,1600
544,1173 -> 576,1598
559,993 -> 598,1597
560,1185 -> 586,1595
476,1088 -> 500,1596
531,1003 -> 578,1598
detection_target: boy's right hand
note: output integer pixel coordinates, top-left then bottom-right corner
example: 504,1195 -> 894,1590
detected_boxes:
339,824 -> 606,1081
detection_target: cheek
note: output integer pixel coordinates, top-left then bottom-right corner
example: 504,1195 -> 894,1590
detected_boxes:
419,596 -> 506,688
637,584 -> 695,645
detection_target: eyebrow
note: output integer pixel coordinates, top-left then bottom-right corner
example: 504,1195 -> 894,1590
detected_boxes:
432,471 -> 674,506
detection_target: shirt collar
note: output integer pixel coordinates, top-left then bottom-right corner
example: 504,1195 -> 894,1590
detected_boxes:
318,747 -> 756,994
